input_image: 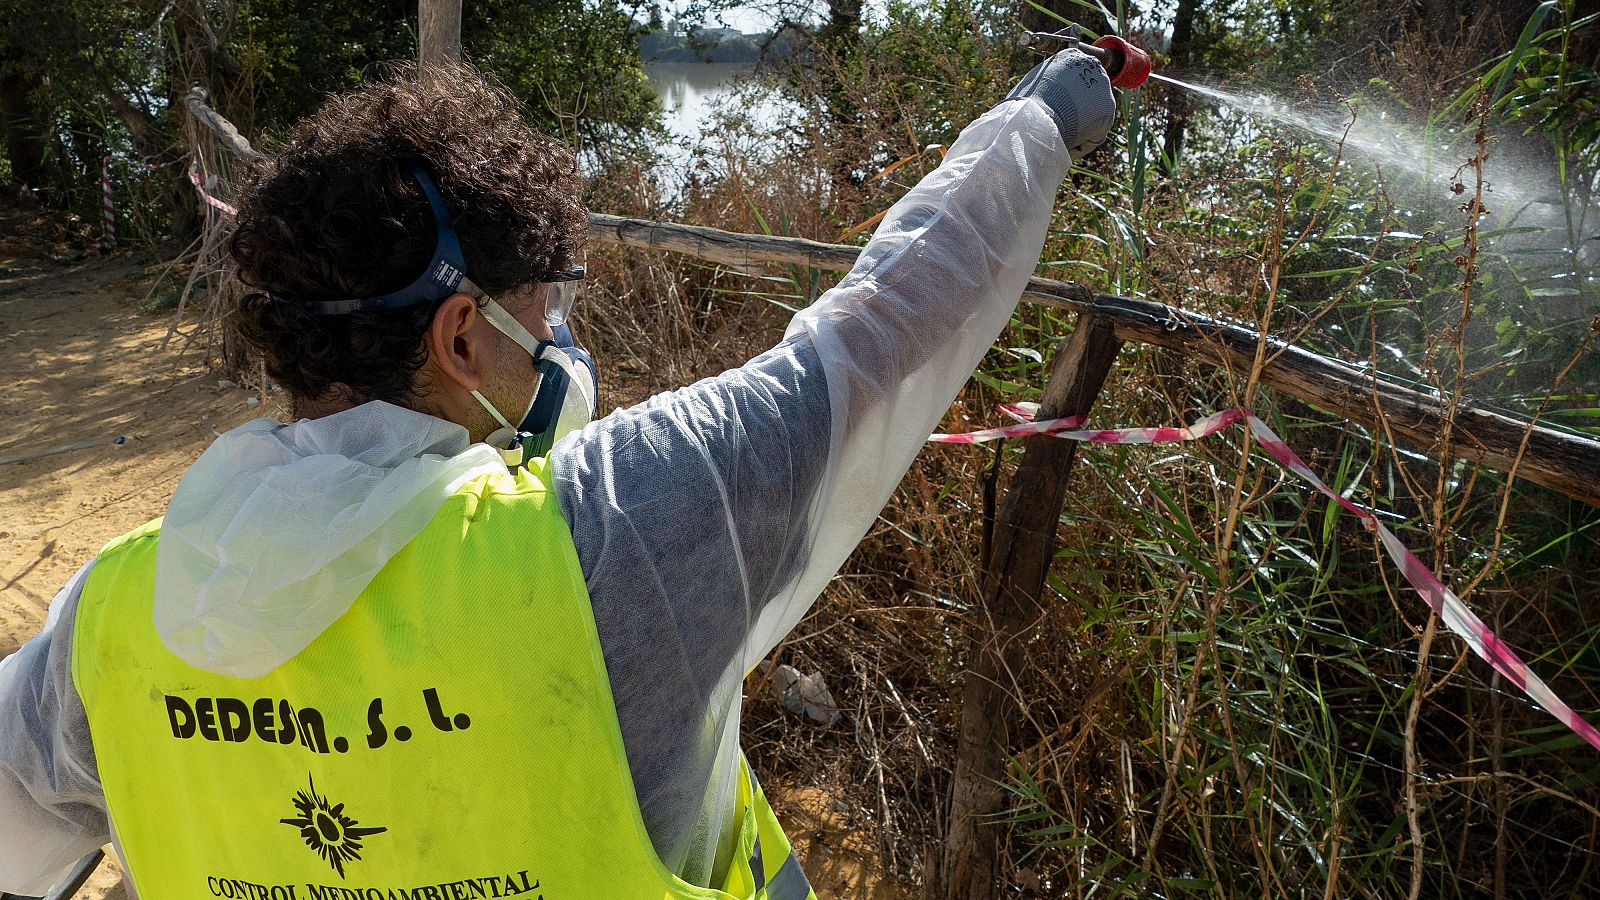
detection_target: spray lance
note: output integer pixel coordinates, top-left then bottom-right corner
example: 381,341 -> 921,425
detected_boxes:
1021,23 -> 1152,89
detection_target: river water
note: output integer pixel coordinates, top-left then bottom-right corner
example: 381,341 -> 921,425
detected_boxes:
644,62 -> 794,173
646,63 -> 756,141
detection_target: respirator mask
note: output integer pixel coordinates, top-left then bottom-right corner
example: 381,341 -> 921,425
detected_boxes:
466,282 -> 597,464
291,161 -> 597,467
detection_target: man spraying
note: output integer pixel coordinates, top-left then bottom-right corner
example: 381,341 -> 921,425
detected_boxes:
0,48 -> 1115,898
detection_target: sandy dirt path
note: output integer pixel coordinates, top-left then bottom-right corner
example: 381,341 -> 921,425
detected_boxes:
0,253 -> 909,899
1,255 -> 277,898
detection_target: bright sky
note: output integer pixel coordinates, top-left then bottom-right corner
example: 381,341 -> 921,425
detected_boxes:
705,5 -> 773,32
658,1 -> 889,34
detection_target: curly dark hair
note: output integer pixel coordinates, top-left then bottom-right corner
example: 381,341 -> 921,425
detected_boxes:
228,61 -> 587,410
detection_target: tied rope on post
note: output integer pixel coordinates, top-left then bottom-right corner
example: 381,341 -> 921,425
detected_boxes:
930,403 -> 1600,752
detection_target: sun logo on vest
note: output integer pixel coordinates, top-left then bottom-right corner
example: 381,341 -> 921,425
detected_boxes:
279,774 -> 387,878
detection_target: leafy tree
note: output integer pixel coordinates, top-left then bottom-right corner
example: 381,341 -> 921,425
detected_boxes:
465,0 -> 662,157
0,0 -> 202,243
0,0 -> 661,246
238,0 -> 420,134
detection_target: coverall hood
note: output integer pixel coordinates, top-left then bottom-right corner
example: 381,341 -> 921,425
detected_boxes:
151,401 -> 507,678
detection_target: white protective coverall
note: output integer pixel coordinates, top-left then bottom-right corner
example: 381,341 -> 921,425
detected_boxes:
0,52 -> 1115,894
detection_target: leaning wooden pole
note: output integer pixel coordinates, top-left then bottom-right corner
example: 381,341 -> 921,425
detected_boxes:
931,315 -> 1124,900
418,0 -> 463,64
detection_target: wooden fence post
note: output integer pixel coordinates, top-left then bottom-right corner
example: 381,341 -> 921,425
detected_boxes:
932,313 -> 1123,899
419,0 -> 463,64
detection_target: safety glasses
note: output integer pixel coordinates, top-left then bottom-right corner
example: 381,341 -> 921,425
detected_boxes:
460,264 -> 585,329
539,265 -> 585,328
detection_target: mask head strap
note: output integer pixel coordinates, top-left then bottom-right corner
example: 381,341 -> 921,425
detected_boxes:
296,162 -> 467,315
471,297 -> 596,461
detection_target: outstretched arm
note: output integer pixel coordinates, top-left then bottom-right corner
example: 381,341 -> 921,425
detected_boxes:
551,49 -> 1115,881
745,48 -> 1116,663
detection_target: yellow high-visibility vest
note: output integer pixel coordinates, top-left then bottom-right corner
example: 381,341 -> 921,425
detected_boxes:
72,459 -> 814,900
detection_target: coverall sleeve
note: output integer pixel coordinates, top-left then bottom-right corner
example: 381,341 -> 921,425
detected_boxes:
551,96 -> 1073,882
0,562 -> 110,895
749,96 -> 1073,663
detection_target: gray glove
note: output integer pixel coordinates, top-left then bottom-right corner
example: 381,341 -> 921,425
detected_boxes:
1005,48 -> 1118,157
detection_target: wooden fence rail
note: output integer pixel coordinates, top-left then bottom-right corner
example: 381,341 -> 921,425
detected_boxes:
590,214 -> 1600,507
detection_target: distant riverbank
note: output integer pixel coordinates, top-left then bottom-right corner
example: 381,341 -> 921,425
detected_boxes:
639,26 -> 800,64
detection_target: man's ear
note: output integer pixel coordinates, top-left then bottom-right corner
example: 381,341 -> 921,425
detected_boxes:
425,292 -> 489,392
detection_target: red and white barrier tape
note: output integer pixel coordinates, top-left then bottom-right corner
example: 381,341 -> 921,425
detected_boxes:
188,167 -> 239,216
98,155 -> 116,250
931,402 -> 1600,751
88,156 -> 173,253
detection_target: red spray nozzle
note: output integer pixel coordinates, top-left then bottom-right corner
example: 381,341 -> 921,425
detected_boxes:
1019,26 -> 1153,89
1092,35 -> 1152,89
